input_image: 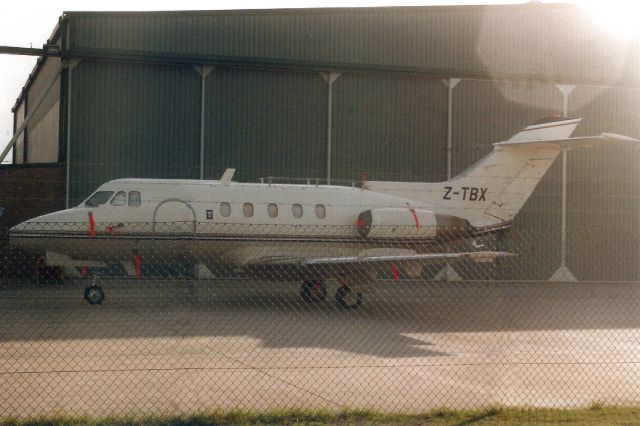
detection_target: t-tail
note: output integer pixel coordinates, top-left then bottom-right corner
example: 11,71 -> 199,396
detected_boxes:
366,116 -> 640,228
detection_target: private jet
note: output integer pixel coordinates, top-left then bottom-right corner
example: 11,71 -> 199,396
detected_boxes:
9,116 -> 639,306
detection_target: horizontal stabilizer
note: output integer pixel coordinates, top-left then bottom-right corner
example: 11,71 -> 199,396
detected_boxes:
494,133 -> 640,150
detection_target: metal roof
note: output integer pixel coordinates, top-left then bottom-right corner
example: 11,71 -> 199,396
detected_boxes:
12,3 -> 640,110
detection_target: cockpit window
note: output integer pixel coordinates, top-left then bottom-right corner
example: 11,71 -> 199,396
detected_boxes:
110,191 -> 126,206
128,191 -> 141,207
85,191 -> 114,207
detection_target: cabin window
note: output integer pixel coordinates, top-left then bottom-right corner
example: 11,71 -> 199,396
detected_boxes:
220,202 -> 231,217
267,203 -> 278,218
110,191 -> 126,206
315,204 -> 326,219
128,191 -> 141,207
85,191 -> 114,207
292,203 -> 303,219
243,202 -> 254,217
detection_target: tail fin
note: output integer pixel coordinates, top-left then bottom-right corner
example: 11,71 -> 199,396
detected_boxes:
366,117 -> 640,228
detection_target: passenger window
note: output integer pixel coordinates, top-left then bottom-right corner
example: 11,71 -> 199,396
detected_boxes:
85,191 -> 114,207
110,191 -> 126,206
128,191 -> 141,207
267,203 -> 278,218
220,202 -> 231,217
243,203 -> 254,217
315,204 -> 326,219
292,204 -> 303,219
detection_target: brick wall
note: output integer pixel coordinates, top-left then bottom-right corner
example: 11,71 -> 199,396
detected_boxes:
0,164 -> 66,277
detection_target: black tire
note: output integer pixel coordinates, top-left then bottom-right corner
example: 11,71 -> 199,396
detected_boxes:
300,280 -> 328,303
335,286 -> 363,309
84,285 -> 104,305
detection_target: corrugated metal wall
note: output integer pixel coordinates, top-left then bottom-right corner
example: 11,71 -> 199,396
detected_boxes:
452,80 -> 564,279
567,86 -> 640,281
331,75 -> 447,182
68,60 -> 201,205
26,57 -> 61,163
65,6 -> 640,85
203,68 -> 326,182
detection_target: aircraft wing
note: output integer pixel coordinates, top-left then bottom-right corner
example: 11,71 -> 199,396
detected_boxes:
243,251 -> 514,279
252,251 -> 512,266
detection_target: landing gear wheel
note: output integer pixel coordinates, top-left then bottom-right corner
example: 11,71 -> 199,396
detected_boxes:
300,280 -> 328,303
335,286 -> 363,309
84,285 -> 104,305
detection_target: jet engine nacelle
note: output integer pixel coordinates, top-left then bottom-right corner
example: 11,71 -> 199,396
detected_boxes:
356,208 -> 469,239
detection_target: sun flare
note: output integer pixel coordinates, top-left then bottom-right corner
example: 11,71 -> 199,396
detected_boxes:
571,0 -> 640,38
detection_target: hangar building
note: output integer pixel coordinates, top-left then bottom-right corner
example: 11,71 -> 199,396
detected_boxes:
3,4 -> 640,280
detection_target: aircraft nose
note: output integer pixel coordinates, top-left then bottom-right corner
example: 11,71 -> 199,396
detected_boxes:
7,220 -> 31,252
8,220 -> 28,235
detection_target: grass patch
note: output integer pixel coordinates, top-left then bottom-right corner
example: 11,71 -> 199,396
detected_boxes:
2,405 -> 640,425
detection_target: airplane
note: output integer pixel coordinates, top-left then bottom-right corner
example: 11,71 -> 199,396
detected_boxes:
8,116 -> 639,307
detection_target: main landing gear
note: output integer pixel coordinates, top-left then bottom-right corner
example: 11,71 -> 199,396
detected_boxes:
299,279 -> 363,309
300,280 -> 328,303
335,285 -> 363,310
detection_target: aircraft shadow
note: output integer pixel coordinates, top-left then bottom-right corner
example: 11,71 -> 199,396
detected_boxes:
0,279 -> 639,359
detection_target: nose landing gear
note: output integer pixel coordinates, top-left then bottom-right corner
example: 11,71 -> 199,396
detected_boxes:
84,278 -> 104,305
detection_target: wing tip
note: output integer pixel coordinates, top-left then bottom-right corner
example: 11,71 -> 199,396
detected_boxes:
601,133 -> 640,144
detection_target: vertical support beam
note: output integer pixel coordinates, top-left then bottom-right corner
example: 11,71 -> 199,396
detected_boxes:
11,104 -> 17,164
443,78 -> 461,180
58,19 -> 68,165
561,149 -> 568,266
58,65 -> 69,163
23,93 -> 29,163
196,66 -> 214,180
435,78 -> 462,282
550,84 -> 577,282
321,72 -> 340,184
65,59 -> 79,209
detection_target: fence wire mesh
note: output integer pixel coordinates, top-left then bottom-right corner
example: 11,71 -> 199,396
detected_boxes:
1,221 -> 639,420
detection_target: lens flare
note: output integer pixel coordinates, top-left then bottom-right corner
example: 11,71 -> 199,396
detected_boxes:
571,0 -> 640,38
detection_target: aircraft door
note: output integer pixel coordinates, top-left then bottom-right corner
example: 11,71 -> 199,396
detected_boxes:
152,199 -> 197,235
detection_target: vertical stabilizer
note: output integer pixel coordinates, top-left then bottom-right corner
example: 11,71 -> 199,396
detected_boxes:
366,117 -> 639,228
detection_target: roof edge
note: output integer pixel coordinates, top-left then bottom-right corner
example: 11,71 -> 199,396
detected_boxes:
61,3 -> 577,18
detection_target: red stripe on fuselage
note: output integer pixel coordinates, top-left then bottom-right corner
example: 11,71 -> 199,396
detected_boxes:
134,253 -> 141,278
410,209 -> 421,229
390,263 -> 399,281
88,212 -> 96,238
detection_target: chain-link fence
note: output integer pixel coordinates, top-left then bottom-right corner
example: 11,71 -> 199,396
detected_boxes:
1,221 -> 639,420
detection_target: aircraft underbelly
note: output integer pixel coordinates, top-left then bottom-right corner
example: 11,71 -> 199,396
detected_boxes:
12,235 -> 373,263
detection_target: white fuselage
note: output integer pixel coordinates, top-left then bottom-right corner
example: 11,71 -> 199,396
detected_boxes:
10,178 -> 466,268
